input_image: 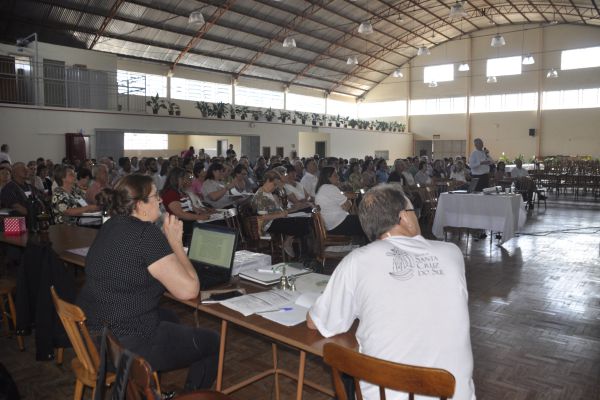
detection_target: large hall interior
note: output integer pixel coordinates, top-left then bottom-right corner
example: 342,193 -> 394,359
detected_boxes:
0,1 -> 599,399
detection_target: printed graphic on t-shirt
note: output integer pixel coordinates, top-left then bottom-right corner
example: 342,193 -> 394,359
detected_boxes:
387,247 -> 443,281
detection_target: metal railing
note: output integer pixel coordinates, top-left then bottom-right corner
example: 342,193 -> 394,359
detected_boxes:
0,58 -> 146,113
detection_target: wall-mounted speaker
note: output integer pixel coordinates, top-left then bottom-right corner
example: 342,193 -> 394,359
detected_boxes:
529,128 -> 536,137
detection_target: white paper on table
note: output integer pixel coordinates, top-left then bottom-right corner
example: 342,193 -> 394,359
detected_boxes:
221,289 -> 298,316
259,292 -> 321,326
66,247 -> 90,257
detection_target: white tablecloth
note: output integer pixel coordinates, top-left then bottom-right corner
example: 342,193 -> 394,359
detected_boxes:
432,193 -> 526,243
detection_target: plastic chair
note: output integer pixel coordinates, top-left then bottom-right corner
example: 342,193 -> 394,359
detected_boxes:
50,286 -> 115,400
323,343 -> 456,400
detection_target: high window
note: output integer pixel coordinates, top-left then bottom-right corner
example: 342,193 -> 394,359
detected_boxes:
124,133 -> 168,150
470,92 -> 537,113
423,64 -> 454,84
117,70 -> 166,97
235,86 -> 284,109
486,56 -> 522,77
327,98 -> 358,118
286,92 -> 325,114
542,88 -> 600,110
561,46 -> 600,70
359,100 -> 407,117
171,78 -> 231,103
409,97 -> 466,115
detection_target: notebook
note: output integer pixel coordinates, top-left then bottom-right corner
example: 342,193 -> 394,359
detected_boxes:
188,223 -> 238,290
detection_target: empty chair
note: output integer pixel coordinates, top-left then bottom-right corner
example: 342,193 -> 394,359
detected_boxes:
50,286 -> 115,400
323,342 -> 456,400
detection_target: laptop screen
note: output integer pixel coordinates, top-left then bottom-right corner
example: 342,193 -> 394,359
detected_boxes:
188,224 -> 236,271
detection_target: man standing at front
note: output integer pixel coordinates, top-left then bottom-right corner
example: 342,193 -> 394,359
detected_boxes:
307,184 -> 475,400
469,138 -> 492,191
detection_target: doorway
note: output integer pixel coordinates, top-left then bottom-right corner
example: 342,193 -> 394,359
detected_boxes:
217,139 -> 228,157
315,141 -> 326,158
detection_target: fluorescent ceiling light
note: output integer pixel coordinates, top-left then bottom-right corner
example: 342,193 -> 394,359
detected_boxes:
188,11 -> 205,25
487,76 -> 498,83
458,63 -> 470,71
347,55 -> 358,65
417,46 -> 430,56
392,69 -> 404,78
449,2 -> 468,19
282,37 -> 296,48
546,68 -> 559,79
522,55 -> 535,65
358,21 -> 374,34
491,34 -> 506,47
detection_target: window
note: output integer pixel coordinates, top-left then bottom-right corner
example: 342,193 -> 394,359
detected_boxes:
469,92 -> 537,113
486,56 -> 522,77
561,46 -> 600,70
327,98 -> 357,118
408,97 -> 466,115
423,64 -> 454,83
117,70 -> 166,97
286,92 -> 325,113
235,86 -> 284,108
171,78 -> 231,103
542,88 -> 600,110
359,100 -> 407,118
124,133 -> 168,150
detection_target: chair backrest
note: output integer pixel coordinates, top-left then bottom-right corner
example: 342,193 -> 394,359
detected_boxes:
311,207 -> 327,252
323,343 -> 456,400
50,286 -> 99,376
103,328 -> 160,400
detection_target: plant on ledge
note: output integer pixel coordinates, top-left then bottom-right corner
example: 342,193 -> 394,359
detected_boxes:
297,112 -> 309,125
311,113 -> 320,126
252,110 -> 262,121
291,111 -> 297,124
229,104 -> 236,119
335,114 -> 341,127
211,102 -> 229,118
146,93 -> 166,114
264,107 -> 276,122
195,101 -> 210,117
348,119 -> 358,129
237,106 -> 249,120
166,101 -> 180,116
279,110 -> 291,123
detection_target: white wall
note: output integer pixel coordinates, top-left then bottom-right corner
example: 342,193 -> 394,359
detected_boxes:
0,104 -> 413,163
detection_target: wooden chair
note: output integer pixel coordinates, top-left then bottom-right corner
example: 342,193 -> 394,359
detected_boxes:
102,328 -> 234,400
323,343 -> 456,400
0,279 -> 24,350
311,208 -> 355,268
50,286 -> 115,400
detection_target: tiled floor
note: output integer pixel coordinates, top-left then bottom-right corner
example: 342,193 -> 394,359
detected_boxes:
1,198 -> 599,399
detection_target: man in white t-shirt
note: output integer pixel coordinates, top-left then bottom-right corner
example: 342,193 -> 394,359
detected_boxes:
510,159 -> 529,178
307,184 -> 475,400
300,158 -> 318,198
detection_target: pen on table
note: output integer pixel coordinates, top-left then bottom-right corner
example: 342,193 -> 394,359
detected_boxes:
257,268 -> 278,273
257,307 -> 293,314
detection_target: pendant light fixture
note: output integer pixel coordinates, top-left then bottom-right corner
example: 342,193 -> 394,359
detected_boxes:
428,81 -> 438,88
358,21 -> 374,34
188,11 -> 205,25
487,76 -> 498,83
522,54 -> 535,65
282,37 -> 296,48
417,46 -> 430,56
392,69 -> 403,78
491,34 -> 506,47
546,68 -> 559,79
449,1 -> 468,19
458,63 -> 470,71
347,55 -> 358,65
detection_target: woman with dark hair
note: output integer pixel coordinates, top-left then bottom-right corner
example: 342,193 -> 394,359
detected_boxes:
76,167 -> 92,192
375,159 -> 389,184
51,165 -> 98,224
191,162 -> 205,198
251,170 -> 311,258
230,164 -> 253,194
315,166 -> 365,237
78,174 -> 219,391
161,167 -> 213,222
347,162 -> 362,191
201,163 -> 235,209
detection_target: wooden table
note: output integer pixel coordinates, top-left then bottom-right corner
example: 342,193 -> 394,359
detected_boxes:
170,281 -> 358,400
0,224 -> 97,267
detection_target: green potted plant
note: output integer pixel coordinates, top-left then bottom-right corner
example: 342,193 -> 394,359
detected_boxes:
264,107 -> 276,122
279,110 -> 291,123
349,118 -> 358,129
335,114 -> 341,127
342,116 -> 349,128
399,123 -> 406,132
327,115 -> 333,127
298,112 -> 308,125
166,101 -> 179,116
291,111 -> 297,124
146,93 -> 166,114
211,102 -> 228,118
229,104 -> 236,119
311,113 -> 320,126
252,110 -> 262,121
237,106 -> 249,120
195,101 -> 210,117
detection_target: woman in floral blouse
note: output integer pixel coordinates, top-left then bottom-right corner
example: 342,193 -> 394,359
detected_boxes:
51,165 -> 98,224
251,170 -> 311,258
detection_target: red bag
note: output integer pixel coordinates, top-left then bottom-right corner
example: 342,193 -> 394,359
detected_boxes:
4,217 -> 27,236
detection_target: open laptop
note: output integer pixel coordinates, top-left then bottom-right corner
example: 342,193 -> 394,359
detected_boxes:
450,178 -> 479,194
187,223 -> 238,290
